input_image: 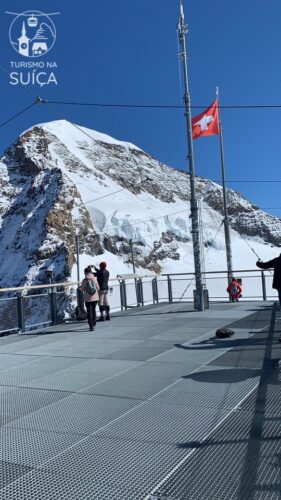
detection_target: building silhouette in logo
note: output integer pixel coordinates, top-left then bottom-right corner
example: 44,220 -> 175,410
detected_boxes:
18,22 -> 30,56
8,10 -> 58,58
18,21 -> 49,57
31,24 -> 49,56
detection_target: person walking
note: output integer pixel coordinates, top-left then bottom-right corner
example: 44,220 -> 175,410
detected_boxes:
92,261 -> 110,321
80,266 -> 99,331
227,277 -> 242,302
256,254 -> 281,306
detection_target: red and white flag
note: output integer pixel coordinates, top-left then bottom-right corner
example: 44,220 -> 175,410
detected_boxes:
192,99 -> 219,140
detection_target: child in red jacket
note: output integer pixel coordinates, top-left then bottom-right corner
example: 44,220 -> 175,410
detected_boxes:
227,278 -> 242,302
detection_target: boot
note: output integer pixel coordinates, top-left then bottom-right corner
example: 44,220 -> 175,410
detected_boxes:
105,305 -> 110,321
97,305 -> 105,322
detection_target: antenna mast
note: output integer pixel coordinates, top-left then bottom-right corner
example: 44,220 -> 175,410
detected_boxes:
177,0 -> 204,311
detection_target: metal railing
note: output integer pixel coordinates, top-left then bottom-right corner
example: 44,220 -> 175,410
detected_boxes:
0,269 -> 275,334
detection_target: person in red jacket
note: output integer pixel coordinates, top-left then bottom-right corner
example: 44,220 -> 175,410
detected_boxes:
227,277 -> 242,302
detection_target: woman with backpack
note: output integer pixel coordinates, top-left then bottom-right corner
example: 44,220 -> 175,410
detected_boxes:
80,266 -> 99,331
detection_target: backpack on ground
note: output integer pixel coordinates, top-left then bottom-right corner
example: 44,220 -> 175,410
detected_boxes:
86,278 -> 97,295
216,328 -> 235,338
75,305 -> 87,321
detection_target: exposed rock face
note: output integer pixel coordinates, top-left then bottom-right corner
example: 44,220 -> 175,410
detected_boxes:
203,183 -> 281,247
0,118 -> 281,295
0,124 -> 102,287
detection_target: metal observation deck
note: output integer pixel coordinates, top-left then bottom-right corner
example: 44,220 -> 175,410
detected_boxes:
0,269 -> 276,335
0,298 -> 280,499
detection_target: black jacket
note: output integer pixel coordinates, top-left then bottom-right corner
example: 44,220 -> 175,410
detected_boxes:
94,268 -> 109,291
256,255 -> 281,290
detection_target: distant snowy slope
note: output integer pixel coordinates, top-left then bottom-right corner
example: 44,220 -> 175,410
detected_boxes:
0,118 -> 280,295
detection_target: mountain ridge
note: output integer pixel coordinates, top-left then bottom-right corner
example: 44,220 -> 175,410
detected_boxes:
0,119 -> 280,291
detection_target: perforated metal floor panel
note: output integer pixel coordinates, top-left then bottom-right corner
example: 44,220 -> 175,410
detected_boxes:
95,399 -> 230,445
154,345 -> 227,365
153,410 -> 281,500
103,339 -> 175,361
0,357 -> 86,387
153,365 -> 260,411
0,387 -> 70,425
239,367 -> 281,416
10,338 -> 142,358
6,393 -> 139,436
0,427 -> 82,467
82,361 -> 194,399
41,436 -> 189,491
0,461 -> 33,490
209,347 -> 279,369
0,468 -> 150,500
225,308 -> 274,330
0,353 -> 42,370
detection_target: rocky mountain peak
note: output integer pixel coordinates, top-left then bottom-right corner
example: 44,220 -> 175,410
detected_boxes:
0,119 -> 280,292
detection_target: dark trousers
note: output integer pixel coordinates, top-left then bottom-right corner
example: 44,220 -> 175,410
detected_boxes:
85,301 -> 97,328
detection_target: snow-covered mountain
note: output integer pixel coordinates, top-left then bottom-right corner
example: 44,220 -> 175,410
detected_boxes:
0,119 -> 280,290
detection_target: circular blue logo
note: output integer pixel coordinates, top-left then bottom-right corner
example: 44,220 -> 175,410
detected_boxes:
9,10 -> 56,58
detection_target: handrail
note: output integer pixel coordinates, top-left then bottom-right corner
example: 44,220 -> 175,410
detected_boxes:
162,268 -> 272,276
0,281 -> 78,293
0,268 -> 274,334
0,269 -> 272,293
0,274 -> 156,293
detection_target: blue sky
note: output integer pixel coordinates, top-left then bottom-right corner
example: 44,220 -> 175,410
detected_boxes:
0,0 -> 281,217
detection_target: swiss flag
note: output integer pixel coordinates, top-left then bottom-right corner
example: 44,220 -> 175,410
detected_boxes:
192,99 -> 219,139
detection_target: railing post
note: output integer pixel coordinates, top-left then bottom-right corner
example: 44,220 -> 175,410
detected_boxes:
17,292 -> 25,333
261,271 -> 267,301
138,278 -> 144,306
49,286 -> 57,325
135,278 -> 140,306
152,277 -> 159,304
119,280 -> 123,310
119,279 -> 127,310
167,275 -> 173,303
123,281 -> 128,310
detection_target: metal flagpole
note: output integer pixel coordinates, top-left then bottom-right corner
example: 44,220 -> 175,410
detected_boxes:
216,87 -> 233,285
177,0 -> 204,311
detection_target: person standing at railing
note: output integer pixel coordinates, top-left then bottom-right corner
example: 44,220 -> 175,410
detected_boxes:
92,261 -> 110,321
227,277 -> 242,302
80,266 -> 99,331
256,255 -> 281,306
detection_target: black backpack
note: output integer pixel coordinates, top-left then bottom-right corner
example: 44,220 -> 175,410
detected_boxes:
216,328 -> 235,338
75,305 -> 87,321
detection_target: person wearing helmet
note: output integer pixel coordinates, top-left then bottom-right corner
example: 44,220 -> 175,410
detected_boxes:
92,261 -> 110,321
